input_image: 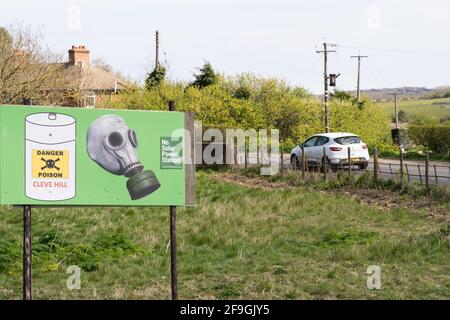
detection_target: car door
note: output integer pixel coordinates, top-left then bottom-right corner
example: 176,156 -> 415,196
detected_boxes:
302,136 -> 319,166
312,136 -> 330,162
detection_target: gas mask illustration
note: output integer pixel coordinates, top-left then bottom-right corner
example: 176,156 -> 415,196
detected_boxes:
87,115 -> 160,200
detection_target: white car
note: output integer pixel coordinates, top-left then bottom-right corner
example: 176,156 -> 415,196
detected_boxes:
290,132 -> 370,170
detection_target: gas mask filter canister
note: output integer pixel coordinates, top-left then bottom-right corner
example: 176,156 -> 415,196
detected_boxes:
87,114 -> 160,200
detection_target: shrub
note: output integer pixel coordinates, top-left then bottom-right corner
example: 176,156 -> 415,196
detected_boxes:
408,124 -> 450,155
110,73 -> 390,150
397,110 -> 409,123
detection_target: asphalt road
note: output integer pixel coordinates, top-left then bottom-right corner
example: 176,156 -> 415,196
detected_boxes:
245,153 -> 450,187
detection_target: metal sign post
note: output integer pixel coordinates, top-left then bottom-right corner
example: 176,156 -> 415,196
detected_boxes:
23,205 -> 32,300
168,100 -> 178,300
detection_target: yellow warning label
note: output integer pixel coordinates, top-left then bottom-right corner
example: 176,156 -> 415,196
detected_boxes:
32,150 -> 69,179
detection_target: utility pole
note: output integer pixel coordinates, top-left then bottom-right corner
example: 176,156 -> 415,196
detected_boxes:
390,93 -> 399,129
350,54 -> 368,102
155,30 -> 160,69
316,42 -> 336,133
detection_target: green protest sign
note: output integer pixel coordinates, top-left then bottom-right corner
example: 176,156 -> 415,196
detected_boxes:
0,105 -> 195,206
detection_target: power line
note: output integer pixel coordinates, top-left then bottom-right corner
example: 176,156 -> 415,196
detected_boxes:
339,44 -> 450,56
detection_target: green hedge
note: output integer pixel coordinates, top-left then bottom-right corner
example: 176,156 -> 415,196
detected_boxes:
408,125 -> 450,155
108,74 -> 391,150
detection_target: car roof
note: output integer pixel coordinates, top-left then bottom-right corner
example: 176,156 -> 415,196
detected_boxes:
313,132 -> 359,138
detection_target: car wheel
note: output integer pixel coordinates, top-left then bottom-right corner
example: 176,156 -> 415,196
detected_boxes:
290,155 -> 300,170
358,163 -> 368,170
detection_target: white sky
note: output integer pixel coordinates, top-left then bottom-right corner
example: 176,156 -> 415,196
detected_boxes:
1,0 -> 450,93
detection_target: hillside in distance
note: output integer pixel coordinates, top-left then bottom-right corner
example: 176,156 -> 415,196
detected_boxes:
346,86 -> 450,102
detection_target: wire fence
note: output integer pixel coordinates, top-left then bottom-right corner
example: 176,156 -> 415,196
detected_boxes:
244,147 -> 450,188
365,161 -> 450,187
205,143 -> 450,188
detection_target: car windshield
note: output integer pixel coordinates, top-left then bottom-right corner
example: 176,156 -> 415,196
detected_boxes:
334,136 -> 361,145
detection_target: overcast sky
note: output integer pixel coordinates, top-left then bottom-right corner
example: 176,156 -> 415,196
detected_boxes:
2,0 -> 450,93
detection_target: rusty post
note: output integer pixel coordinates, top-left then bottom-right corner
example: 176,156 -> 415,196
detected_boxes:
23,205 -> 32,300
168,101 -> 178,300
323,147 -> 327,180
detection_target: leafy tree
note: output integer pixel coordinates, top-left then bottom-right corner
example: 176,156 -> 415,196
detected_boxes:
233,84 -> 251,100
332,90 -> 354,102
145,65 -> 166,89
190,62 -> 217,89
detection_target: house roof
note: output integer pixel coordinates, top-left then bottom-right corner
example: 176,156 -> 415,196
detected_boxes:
60,62 -> 132,92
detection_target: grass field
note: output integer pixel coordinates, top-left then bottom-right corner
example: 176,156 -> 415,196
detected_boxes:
0,170 -> 449,299
378,97 -> 450,121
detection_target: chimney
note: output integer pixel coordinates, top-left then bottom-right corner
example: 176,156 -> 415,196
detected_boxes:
68,45 -> 90,66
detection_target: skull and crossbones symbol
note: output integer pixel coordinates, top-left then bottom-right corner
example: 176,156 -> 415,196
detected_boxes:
41,157 -> 60,171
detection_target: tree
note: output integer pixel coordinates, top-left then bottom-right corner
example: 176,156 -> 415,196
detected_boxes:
145,65 -> 166,89
0,24 -> 65,105
332,89 -> 354,102
190,62 -> 217,89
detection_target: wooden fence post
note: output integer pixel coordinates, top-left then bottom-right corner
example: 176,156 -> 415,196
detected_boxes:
373,147 -> 379,183
244,138 -> 248,170
405,163 -> 410,183
433,165 -> 438,186
417,165 -> 423,185
323,147 -> 327,181
301,144 -> 306,180
347,147 -> 351,176
400,148 -> 404,188
425,151 -> 429,188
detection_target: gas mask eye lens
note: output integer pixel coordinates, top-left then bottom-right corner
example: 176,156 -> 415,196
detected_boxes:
108,131 -> 124,148
128,129 -> 138,148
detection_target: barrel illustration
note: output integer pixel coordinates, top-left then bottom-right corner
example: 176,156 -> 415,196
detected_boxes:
25,112 -> 76,201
